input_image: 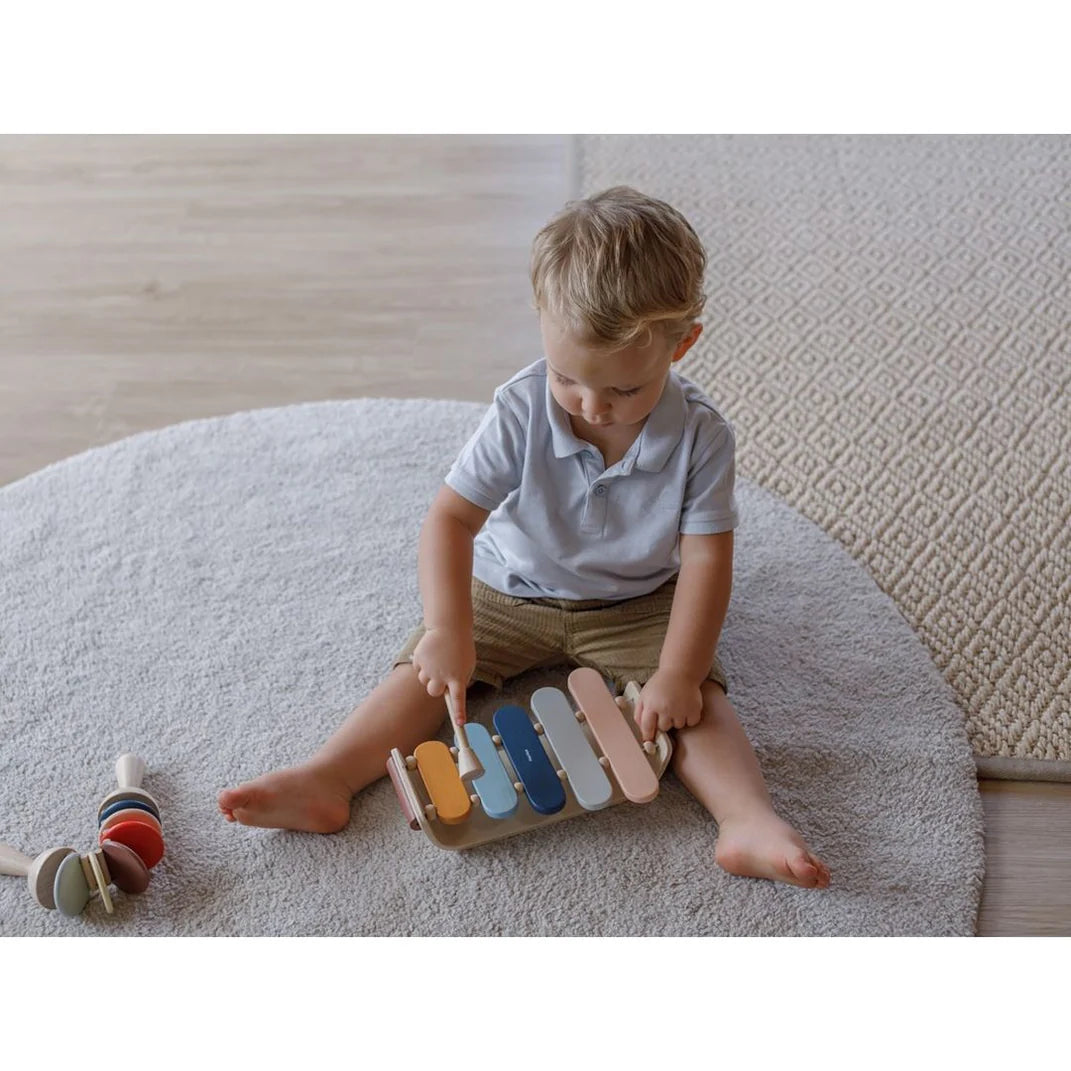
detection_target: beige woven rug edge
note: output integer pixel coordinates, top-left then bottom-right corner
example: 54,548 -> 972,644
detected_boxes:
576,134 -> 1071,776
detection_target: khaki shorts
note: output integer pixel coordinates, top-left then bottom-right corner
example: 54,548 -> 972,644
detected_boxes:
393,576 -> 728,696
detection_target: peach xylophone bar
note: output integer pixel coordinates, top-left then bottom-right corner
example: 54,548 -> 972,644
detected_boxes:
568,668 -> 660,804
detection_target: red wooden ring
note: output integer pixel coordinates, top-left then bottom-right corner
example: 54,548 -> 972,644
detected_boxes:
101,820 -> 165,869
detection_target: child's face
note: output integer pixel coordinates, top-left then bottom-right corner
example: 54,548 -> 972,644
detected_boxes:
540,313 -> 701,433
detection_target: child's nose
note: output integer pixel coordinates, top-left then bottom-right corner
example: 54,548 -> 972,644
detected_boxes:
582,391 -> 610,417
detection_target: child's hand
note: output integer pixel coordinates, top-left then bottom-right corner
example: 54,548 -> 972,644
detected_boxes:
634,668 -> 703,741
412,627 -> 476,722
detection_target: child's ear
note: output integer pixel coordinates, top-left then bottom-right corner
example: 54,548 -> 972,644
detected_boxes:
671,323 -> 703,363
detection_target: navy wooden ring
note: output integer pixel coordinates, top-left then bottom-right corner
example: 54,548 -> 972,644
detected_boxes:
97,787 -> 160,820
98,797 -> 160,826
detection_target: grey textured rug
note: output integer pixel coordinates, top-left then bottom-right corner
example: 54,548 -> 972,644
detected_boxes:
0,399 -> 983,935
577,135 -> 1071,775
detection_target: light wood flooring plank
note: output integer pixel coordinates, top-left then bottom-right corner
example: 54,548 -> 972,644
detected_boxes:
1,135 -> 567,484
977,780 -> 1071,936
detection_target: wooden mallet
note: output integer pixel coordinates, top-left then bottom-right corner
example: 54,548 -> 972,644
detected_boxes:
445,691 -> 483,783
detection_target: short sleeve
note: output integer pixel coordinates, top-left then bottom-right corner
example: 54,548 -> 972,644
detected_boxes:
444,388 -> 526,512
679,418 -> 739,535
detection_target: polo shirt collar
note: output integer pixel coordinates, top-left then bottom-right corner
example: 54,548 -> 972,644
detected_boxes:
545,364 -> 687,472
547,373 -> 587,459
635,372 -> 687,472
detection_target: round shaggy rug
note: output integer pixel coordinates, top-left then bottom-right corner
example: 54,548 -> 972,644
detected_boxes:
0,398 -> 984,935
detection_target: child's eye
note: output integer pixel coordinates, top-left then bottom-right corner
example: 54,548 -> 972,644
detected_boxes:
553,373 -> 640,398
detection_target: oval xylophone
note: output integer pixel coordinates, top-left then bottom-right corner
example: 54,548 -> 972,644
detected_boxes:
387,668 -> 672,850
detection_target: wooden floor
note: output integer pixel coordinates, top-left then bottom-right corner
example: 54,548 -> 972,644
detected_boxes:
1,135 -> 1067,936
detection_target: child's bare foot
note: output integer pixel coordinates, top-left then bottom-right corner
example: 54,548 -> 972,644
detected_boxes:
714,812 -> 831,889
218,763 -> 353,832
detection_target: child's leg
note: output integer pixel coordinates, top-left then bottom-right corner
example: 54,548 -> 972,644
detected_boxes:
220,579 -> 567,833
218,663 -> 447,832
672,682 -> 831,889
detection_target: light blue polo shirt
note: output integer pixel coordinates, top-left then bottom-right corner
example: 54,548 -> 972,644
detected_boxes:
445,358 -> 738,601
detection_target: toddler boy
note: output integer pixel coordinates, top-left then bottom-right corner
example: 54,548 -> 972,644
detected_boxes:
219,186 -> 830,889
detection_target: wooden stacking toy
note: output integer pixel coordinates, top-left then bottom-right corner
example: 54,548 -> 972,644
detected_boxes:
98,753 -> 165,869
0,752 -> 161,919
387,668 -> 673,850
0,839 -> 150,917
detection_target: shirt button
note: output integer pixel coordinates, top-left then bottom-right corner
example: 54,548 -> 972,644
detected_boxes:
593,485 -> 607,496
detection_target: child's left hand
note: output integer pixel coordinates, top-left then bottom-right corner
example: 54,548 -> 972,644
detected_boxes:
634,668 -> 703,742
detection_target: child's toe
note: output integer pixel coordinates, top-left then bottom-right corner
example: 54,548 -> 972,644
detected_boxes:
801,854 -> 831,888
787,853 -> 821,887
218,786 -> 249,810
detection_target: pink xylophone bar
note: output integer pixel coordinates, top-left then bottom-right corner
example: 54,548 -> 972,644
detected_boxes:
386,668 -> 672,850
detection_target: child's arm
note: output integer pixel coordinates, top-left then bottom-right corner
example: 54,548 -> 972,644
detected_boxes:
635,530 -> 734,740
413,485 -> 490,722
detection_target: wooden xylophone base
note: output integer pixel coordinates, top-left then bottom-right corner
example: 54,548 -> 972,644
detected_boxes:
387,673 -> 672,851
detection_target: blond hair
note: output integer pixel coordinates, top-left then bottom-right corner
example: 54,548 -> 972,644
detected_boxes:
530,185 -> 707,350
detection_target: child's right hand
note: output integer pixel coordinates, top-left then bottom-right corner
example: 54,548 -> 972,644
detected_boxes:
411,627 -> 476,722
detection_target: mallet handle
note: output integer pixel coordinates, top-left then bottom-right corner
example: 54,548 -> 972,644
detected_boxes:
0,843 -> 33,877
445,691 -> 484,782
445,693 -> 470,746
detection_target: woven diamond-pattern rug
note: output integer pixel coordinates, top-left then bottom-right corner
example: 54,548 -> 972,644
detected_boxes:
577,135 -> 1070,777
